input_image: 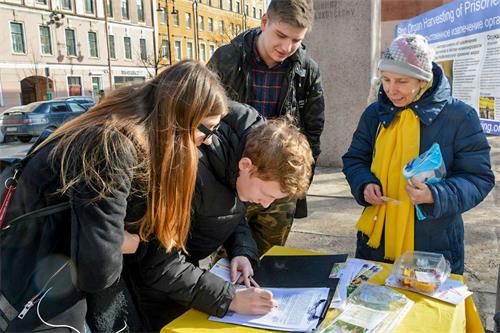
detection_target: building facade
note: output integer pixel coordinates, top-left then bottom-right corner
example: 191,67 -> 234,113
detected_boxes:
155,0 -> 264,67
0,0 -> 155,112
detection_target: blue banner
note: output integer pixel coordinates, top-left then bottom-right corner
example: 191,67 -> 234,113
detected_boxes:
396,0 -> 500,43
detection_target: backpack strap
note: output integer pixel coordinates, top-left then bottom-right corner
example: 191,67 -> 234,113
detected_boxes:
2,201 -> 70,231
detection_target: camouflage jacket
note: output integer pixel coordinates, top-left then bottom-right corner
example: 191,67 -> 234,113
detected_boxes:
208,28 -> 325,160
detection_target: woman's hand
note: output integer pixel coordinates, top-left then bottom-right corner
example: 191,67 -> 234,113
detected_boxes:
363,183 -> 385,205
229,288 -> 277,315
406,178 -> 434,204
230,256 -> 254,287
121,230 -> 140,254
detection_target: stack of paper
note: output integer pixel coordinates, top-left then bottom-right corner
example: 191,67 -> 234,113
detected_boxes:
209,287 -> 331,332
320,284 -> 414,333
330,259 -> 382,309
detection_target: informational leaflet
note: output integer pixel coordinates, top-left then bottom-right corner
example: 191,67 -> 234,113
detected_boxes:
320,284 -> 414,333
330,259 -> 382,309
396,0 -> 500,135
209,287 -> 331,332
209,258 -> 240,283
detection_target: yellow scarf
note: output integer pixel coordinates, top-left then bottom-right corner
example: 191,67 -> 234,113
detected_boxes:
356,108 -> 420,260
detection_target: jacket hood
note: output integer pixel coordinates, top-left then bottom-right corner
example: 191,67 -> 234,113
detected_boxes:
378,62 -> 452,127
231,28 -> 307,65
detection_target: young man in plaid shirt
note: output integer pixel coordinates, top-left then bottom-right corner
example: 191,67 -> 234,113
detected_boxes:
208,0 -> 325,256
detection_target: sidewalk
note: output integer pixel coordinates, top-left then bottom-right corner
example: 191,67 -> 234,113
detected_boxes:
287,136 -> 500,332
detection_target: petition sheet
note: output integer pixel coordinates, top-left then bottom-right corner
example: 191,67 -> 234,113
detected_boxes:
209,287 -> 331,331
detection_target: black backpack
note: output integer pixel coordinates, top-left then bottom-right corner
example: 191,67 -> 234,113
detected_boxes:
0,132 -> 72,331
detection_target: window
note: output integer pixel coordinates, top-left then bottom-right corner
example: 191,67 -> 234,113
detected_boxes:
229,0 -> 233,11
218,0 -> 222,9
236,24 -> 241,33
161,39 -> 169,59
36,0 -> 47,4
10,22 -> 25,54
185,12 -> 191,29
259,9 -> 262,18
207,0 -> 211,6
245,4 -> 248,15
160,8 -> 167,24
219,20 -> 224,34
198,16 -> 204,31
68,102 -> 86,112
173,11 -> 179,26
186,41 -> 193,59
199,43 -> 206,62
137,0 -> 144,22
88,31 -> 98,57
253,7 -> 256,18
50,102 -> 69,112
65,28 -> 76,56
174,40 -> 181,60
207,17 -> 213,32
67,76 -> 82,96
229,23 -> 234,34
39,25 -> 52,55
236,1 -> 240,13
209,44 -> 215,57
85,0 -> 94,14
108,35 -> 116,58
124,36 -> 132,59
62,0 -> 72,10
91,76 -> 103,100
121,0 -> 129,20
140,38 -> 147,60
107,0 -> 113,17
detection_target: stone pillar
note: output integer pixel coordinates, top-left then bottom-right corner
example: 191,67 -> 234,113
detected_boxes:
305,0 -> 381,167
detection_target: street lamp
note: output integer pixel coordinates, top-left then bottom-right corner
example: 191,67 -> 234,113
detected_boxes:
156,0 -> 174,65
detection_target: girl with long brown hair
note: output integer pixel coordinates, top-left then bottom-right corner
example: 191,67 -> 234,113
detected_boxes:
1,60 -> 228,332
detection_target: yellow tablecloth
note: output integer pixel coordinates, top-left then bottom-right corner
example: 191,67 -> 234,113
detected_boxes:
161,246 -> 484,333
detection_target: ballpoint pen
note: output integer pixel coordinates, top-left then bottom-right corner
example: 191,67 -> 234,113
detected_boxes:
249,276 -> 261,288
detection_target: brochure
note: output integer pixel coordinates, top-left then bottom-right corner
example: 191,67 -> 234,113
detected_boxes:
320,284 -> 413,333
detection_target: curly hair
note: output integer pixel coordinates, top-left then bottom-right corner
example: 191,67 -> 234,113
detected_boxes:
243,118 -> 313,198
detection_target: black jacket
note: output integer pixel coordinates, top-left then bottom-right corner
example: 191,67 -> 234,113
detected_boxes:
1,138 -> 133,332
208,28 -> 325,160
127,102 -> 264,331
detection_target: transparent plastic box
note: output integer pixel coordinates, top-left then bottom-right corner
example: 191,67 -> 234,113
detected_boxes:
392,251 -> 451,293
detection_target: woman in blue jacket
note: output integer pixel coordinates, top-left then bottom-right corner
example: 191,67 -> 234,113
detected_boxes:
342,34 -> 494,274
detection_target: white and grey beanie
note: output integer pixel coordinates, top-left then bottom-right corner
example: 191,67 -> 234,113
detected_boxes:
378,34 -> 434,81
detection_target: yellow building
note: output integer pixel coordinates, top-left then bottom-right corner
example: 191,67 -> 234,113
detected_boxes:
155,0 -> 265,66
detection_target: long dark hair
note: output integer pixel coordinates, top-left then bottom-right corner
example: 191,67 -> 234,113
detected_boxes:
39,60 -> 228,251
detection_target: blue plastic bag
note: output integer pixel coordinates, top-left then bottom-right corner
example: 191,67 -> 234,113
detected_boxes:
403,143 -> 446,220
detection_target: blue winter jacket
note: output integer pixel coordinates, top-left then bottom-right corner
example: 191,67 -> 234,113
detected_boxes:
342,63 -> 495,274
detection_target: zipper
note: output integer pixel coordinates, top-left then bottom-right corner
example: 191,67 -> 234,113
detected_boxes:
18,261 -> 70,319
278,63 -> 299,117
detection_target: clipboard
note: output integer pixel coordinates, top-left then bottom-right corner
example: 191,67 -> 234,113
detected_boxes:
253,254 -> 348,290
309,288 -> 335,330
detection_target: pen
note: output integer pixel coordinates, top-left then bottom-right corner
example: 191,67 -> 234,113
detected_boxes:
249,276 -> 261,288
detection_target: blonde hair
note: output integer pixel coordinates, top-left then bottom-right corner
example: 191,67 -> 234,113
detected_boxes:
40,60 -> 228,252
267,0 -> 314,30
243,119 -> 313,198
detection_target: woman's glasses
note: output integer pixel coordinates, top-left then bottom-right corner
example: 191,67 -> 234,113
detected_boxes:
198,123 -> 220,141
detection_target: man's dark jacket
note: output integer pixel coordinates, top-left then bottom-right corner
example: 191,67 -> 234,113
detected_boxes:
208,28 -> 325,161
342,63 -> 495,274
126,103 -> 263,331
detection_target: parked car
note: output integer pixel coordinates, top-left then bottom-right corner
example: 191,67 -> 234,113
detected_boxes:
0,100 -> 88,143
53,96 -> 96,110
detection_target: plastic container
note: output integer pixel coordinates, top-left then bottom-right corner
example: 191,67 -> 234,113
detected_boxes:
392,251 -> 451,293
